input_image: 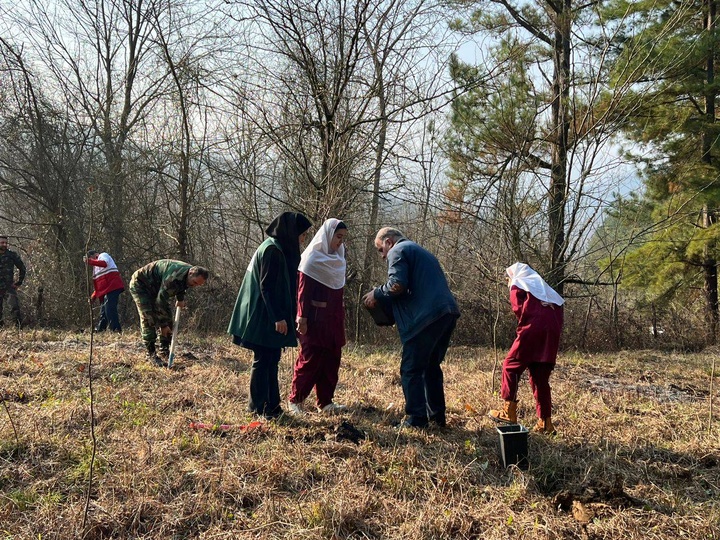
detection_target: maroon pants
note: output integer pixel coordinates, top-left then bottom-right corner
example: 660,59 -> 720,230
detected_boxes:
501,357 -> 554,419
288,343 -> 342,409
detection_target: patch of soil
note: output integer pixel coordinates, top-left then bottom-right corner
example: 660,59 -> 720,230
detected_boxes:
553,475 -> 643,511
0,390 -> 30,403
582,377 -> 706,403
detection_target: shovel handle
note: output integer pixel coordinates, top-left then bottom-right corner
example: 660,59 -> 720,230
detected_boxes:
167,306 -> 181,368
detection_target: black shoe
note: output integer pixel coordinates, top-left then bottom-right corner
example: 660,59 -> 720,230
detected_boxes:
429,412 -> 446,428
264,405 -> 283,419
146,349 -> 165,367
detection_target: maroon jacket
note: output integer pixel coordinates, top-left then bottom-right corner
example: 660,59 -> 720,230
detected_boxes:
297,272 -> 346,350
506,285 -> 563,364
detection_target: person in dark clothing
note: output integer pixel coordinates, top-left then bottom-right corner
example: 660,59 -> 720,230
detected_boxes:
288,218 -> 348,416
228,212 -> 312,419
0,235 -> 26,328
363,227 -> 460,429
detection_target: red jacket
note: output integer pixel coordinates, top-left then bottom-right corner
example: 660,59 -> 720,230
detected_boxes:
506,285 -> 563,364
297,272 -> 346,349
87,253 -> 125,299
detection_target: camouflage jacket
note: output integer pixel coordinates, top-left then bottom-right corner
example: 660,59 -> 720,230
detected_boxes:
0,249 -> 26,291
129,259 -> 192,327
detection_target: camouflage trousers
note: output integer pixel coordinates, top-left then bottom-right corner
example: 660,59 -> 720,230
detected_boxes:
0,288 -> 21,328
129,285 -> 171,351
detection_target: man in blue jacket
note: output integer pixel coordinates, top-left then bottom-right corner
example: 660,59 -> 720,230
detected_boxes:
363,227 -> 460,428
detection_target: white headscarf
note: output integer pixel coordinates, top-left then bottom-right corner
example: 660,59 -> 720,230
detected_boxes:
298,218 -> 347,290
506,262 -> 564,306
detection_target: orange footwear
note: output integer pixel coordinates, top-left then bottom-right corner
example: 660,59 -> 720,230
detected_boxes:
488,400 -> 518,423
533,417 -> 556,434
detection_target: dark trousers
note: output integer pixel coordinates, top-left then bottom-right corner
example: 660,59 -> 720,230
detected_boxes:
289,343 -> 342,409
400,314 -> 457,426
0,288 -> 21,328
96,289 -> 122,332
248,345 -> 282,417
501,359 -> 554,418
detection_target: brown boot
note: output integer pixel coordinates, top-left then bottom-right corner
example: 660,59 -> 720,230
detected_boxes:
488,400 -> 518,423
533,417 -> 556,434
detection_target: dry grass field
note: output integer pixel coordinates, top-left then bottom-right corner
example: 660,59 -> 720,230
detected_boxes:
0,329 -> 718,539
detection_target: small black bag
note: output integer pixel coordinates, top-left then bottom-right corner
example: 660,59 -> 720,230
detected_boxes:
365,295 -> 395,326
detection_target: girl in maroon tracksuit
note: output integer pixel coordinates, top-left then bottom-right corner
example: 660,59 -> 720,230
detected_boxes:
287,219 -> 348,415
489,262 -> 564,433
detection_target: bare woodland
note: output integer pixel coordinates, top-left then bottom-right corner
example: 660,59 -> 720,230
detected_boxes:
1,0 -> 719,350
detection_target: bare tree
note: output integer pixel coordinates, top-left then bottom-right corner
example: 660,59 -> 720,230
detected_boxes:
7,0 -> 176,265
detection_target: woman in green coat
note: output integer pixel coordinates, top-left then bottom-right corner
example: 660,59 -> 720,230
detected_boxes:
228,212 -> 312,418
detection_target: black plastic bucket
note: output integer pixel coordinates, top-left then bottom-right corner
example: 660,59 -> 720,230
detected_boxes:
497,424 -> 529,469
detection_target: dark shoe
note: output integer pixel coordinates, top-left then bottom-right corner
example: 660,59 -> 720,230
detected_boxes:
257,406 -> 283,420
147,354 -> 165,367
429,411 -> 446,428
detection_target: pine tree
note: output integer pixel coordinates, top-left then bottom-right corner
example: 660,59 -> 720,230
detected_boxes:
605,0 -> 720,342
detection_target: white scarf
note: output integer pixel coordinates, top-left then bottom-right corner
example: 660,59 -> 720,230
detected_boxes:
506,262 -> 564,306
298,218 -> 346,290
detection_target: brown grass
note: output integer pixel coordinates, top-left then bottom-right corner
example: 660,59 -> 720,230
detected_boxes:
0,330 -> 718,539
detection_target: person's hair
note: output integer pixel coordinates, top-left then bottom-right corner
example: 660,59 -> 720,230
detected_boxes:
86,250 -> 99,258
0,235 -> 7,240
376,227 -> 404,243
335,221 -> 347,232
189,266 -> 209,280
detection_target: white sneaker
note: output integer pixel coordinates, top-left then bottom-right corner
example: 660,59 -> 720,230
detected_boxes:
287,402 -> 304,417
319,402 -> 347,414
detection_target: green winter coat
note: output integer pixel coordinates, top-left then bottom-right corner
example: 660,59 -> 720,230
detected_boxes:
228,238 -> 297,349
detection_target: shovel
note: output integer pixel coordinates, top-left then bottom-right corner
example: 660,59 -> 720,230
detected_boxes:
167,306 -> 181,368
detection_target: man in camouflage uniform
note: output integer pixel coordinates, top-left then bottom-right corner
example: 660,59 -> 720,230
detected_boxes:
0,235 -> 26,329
129,259 -> 209,366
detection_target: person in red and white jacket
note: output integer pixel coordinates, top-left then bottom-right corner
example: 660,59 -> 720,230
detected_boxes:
84,250 -> 125,332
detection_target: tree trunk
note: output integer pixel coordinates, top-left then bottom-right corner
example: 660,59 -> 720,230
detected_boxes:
547,0 -> 571,295
702,0 -> 718,345
355,53 -> 387,343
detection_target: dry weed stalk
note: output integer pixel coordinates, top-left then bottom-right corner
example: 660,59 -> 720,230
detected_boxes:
1,398 -> 19,444
81,196 -> 99,534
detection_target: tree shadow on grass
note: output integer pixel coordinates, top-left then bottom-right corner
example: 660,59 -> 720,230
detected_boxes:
525,433 -> 719,510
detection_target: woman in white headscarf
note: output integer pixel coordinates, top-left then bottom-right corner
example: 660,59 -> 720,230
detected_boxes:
489,262 -> 564,434
287,219 -> 348,416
